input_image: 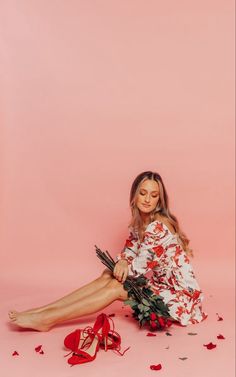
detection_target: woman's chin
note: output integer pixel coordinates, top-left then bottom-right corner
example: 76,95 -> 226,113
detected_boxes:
139,208 -> 153,214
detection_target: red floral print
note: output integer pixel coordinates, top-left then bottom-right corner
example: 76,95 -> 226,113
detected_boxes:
147,260 -> 159,269
116,220 -> 208,326
152,245 -> 165,257
125,239 -> 134,248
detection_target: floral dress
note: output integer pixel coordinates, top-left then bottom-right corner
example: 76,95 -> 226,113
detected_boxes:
116,220 -> 208,326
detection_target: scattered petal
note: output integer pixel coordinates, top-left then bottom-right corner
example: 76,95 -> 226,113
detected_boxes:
165,332 -> 172,336
150,364 -> 162,370
39,350 -> 44,354
165,346 -> 170,350
179,357 -> 188,361
187,332 -> 198,336
216,313 -> 223,321
35,345 -> 43,352
125,314 -> 129,317
204,342 -> 217,350
12,351 -> 19,356
217,334 -> 225,339
147,332 -> 157,337
108,313 -> 115,317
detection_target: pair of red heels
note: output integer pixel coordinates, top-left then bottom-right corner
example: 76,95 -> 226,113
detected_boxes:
63,313 -> 130,365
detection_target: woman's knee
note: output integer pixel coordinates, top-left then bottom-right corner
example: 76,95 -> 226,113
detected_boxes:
106,278 -> 129,300
100,268 -> 113,281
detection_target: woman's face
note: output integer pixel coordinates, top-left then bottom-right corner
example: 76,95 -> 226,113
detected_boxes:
135,179 -> 160,215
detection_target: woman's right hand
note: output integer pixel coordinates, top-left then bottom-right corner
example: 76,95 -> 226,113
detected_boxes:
113,259 -> 129,284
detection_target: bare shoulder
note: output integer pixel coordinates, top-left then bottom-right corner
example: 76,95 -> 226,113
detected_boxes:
154,214 -> 176,235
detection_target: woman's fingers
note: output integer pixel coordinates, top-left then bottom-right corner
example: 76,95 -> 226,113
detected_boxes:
122,270 -> 128,283
113,261 -> 128,283
114,266 -> 124,282
123,271 -> 128,283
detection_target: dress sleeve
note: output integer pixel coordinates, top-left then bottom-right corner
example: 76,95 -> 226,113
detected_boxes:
165,246 -> 207,325
128,222 -> 167,277
115,231 -> 138,265
116,222 -> 167,277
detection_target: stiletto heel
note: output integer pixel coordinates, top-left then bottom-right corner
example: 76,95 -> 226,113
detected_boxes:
98,316 -> 131,356
63,313 -> 130,365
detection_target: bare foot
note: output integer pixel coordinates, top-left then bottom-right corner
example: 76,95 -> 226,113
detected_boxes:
8,304 -> 56,316
8,309 -> 54,332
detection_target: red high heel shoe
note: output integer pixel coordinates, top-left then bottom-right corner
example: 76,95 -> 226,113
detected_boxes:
64,313 -> 130,365
67,331 -> 101,365
99,315 -> 130,356
65,313 -> 109,365
64,329 -> 85,357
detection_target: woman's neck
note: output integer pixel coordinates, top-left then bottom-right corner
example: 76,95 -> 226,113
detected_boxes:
140,213 -> 151,226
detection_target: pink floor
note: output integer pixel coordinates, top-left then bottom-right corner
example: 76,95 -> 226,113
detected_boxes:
1,259 -> 235,377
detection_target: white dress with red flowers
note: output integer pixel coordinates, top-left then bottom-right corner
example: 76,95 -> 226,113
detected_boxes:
116,220 -> 208,326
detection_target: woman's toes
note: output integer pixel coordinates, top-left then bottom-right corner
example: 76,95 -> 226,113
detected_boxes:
8,310 -> 18,319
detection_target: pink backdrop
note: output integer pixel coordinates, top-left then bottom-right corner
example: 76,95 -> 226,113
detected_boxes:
0,1 -> 235,376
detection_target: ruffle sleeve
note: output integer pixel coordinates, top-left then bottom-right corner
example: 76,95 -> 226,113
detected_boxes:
164,246 -> 208,325
116,222 -> 167,277
115,230 -> 139,275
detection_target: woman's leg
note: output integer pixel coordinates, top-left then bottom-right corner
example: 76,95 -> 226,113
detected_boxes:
9,278 -> 129,332
8,269 -> 114,316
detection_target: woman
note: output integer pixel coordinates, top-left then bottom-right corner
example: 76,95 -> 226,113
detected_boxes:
8,171 -> 207,332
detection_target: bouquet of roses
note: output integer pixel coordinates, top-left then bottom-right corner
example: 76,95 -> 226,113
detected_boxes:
95,245 -> 173,331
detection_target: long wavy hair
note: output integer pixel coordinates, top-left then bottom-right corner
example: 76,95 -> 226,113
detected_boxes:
128,171 -> 193,257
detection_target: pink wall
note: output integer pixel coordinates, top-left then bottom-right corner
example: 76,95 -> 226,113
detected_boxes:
0,1 -> 234,285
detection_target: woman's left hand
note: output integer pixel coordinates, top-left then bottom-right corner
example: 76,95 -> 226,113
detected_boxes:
113,259 -> 129,283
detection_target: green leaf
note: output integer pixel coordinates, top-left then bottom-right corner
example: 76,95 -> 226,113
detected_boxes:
140,318 -> 147,326
138,304 -> 145,311
141,298 -> 151,306
124,299 -> 137,308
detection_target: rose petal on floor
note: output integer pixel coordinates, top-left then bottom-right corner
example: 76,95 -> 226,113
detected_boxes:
204,342 -> 217,349
150,363 -> 162,370
35,345 -> 43,352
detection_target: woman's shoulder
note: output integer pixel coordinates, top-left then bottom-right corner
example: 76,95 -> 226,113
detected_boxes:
151,214 -> 176,236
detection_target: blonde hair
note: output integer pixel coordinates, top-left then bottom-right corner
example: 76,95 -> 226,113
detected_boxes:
128,171 -> 193,257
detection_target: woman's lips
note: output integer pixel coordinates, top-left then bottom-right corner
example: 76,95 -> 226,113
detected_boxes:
142,204 -> 151,207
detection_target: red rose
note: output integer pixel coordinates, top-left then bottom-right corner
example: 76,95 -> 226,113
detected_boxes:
150,312 -> 157,320
150,320 -> 158,330
157,316 -> 165,327
166,319 -> 173,327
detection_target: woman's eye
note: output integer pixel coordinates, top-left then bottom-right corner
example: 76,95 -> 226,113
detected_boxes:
140,192 -> 158,198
